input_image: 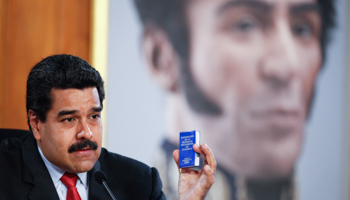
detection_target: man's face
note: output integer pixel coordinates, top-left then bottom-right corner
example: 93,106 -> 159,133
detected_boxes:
185,0 -> 321,179
35,87 -> 102,173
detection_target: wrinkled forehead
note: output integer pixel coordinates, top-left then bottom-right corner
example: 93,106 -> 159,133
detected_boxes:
188,0 -> 317,5
185,0 -> 321,35
49,87 -> 101,111
187,0 -> 319,15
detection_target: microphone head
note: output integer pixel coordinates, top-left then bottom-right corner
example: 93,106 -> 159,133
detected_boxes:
94,171 -> 107,184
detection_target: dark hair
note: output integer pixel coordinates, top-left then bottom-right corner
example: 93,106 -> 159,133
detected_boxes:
26,54 -> 105,128
318,0 -> 336,62
133,0 -> 189,61
133,0 -> 336,63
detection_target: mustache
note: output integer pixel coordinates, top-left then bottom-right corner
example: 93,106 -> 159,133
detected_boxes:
68,139 -> 98,153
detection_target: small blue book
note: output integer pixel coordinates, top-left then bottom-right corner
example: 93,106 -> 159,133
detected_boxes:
179,130 -> 201,168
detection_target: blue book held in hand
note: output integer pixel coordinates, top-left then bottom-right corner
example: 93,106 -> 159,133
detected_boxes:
179,130 -> 201,168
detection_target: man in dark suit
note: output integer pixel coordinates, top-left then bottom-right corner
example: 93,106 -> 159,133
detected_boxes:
0,54 -> 216,200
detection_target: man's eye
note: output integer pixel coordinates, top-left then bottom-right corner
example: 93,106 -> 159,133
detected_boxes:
91,115 -> 100,119
233,17 -> 258,32
64,118 -> 74,122
292,22 -> 313,38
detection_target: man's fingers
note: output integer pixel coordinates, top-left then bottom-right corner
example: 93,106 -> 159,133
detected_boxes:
200,144 -> 217,173
203,165 -> 215,185
203,144 -> 215,166
193,144 -> 205,160
198,164 -> 215,192
172,149 -> 180,168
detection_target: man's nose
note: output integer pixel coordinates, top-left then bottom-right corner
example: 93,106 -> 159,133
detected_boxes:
259,19 -> 300,88
77,120 -> 93,140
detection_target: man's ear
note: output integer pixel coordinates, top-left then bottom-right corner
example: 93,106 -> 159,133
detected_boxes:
28,110 -> 42,142
142,25 -> 181,92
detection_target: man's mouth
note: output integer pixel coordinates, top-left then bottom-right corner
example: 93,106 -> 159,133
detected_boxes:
77,147 -> 92,152
252,109 -> 299,118
250,108 -> 302,130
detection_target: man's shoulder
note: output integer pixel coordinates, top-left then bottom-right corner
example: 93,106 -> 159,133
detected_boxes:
0,137 -> 23,170
0,134 -> 29,155
96,148 -> 165,199
0,134 -> 36,173
0,134 -> 36,200
99,147 -> 153,174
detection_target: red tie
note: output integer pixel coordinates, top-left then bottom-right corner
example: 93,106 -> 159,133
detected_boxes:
60,172 -> 82,200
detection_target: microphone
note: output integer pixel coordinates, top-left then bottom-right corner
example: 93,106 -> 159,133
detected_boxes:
94,171 -> 117,200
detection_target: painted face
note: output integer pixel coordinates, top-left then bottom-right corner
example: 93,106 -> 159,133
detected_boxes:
35,87 -> 102,173
185,0 -> 322,179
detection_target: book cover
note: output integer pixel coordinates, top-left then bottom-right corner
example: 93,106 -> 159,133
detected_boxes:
179,130 -> 201,168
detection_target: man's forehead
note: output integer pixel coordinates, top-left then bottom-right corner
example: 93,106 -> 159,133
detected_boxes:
190,0 -> 318,11
186,0 -> 320,22
241,0 -> 316,3
212,0 -> 317,4
49,87 -> 101,111
50,87 -> 99,98
216,0 -> 318,10
57,106 -> 102,117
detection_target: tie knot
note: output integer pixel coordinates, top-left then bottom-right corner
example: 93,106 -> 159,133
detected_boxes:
60,172 -> 79,188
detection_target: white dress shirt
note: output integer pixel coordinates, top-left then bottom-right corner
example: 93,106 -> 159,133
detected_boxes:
38,146 -> 89,200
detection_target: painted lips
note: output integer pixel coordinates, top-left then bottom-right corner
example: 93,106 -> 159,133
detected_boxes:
251,109 -> 302,129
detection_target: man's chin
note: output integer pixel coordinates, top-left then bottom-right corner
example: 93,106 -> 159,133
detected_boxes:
243,164 -> 294,182
241,142 -> 300,181
249,153 -> 298,181
65,159 -> 98,173
252,169 -> 294,181
68,148 -> 101,173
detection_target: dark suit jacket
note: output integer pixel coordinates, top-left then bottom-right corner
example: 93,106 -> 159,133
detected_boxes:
0,134 -> 166,200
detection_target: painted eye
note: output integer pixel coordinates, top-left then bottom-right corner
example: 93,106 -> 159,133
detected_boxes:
233,17 -> 258,32
293,22 -> 313,38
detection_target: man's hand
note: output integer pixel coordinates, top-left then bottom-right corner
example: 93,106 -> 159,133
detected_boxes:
173,143 -> 216,200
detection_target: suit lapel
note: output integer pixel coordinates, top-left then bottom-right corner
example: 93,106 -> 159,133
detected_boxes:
20,136 -> 115,200
22,135 -> 59,200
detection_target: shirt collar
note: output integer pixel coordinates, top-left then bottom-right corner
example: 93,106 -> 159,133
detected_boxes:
37,145 -> 88,189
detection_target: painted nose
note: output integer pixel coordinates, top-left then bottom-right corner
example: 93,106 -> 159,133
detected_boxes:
77,121 -> 93,140
260,19 -> 300,88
